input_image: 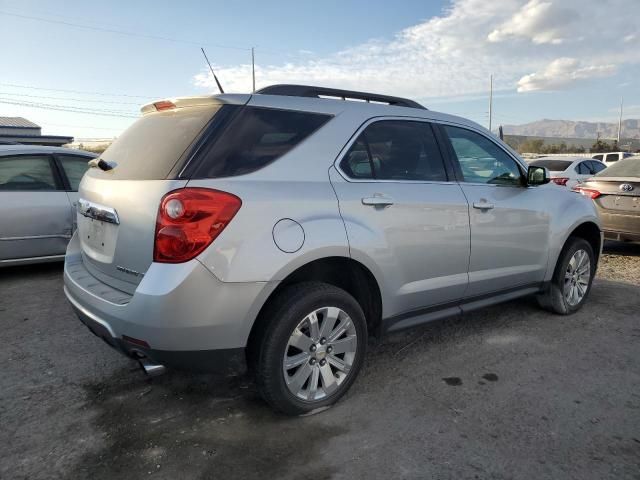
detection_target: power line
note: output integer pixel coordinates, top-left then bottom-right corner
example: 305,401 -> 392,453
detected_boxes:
0,97 -> 136,115
0,91 -> 142,105
38,122 -> 124,131
0,98 -> 139,118
0,82 -> 156,99
0,11 -> 251,51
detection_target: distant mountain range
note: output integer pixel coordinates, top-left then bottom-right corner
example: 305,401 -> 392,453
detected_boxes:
502,119 -> 640,140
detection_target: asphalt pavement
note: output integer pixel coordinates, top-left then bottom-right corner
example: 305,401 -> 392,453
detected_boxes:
1,242 -> 639,479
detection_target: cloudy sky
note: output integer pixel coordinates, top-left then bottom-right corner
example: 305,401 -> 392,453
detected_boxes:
2,0 -> 639,139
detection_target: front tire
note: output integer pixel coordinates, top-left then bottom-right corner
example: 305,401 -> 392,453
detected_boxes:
537,237 -> 595,315
254,282 -> 367,415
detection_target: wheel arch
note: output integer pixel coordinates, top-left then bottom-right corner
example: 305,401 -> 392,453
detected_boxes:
549,220 -> 602,282
246,256 -> 383,365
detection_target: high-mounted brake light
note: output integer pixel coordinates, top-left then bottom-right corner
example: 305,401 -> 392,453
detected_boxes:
153,100 -> 176,111
551,177 -> 569,186
154,188 -> 241,263
572,186 -> 602,199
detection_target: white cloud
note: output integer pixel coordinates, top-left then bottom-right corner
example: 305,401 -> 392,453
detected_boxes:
488,0 -> 575,45
194,0 -> 640,99
517,58 -> 617,92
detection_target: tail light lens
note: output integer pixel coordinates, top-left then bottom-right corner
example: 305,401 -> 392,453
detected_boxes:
572,186 -> 601,199
551,177 -> 569,186
154,188 -> 241,263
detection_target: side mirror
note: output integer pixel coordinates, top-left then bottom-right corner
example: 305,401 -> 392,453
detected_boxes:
527,165 -> 550,186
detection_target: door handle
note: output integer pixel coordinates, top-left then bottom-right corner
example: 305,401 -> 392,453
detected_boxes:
362,195 -> 394,207
472,201 -> 494,210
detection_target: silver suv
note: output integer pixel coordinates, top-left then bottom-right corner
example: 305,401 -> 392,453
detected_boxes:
64,85 -> 602,415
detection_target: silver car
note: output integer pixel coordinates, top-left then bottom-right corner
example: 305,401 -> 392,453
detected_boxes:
0,145 -> 96,266
64,85 -> 602,415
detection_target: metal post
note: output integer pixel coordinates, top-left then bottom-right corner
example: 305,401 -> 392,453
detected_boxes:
251,47 -> 256,93
617,96 -> 623,145
489,74 -> 493,132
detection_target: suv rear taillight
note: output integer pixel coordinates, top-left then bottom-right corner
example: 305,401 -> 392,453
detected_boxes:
154,188 -> 241,263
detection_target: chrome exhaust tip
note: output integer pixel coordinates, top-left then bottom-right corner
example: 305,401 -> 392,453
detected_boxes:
139,359 -> 166,377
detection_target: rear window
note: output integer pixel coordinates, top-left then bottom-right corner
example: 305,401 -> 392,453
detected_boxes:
596,158 -> 640,178
98,105 -> 220,180
529,159 -> 572,171
191,106 -> 331,178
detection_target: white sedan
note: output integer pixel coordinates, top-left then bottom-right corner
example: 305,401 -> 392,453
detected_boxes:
529,156 -> 607,189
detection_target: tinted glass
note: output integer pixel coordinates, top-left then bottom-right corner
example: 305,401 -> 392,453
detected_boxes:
596,158 -> 640,178
341,138 -> 374,179
530,159 -> 572,171
576,161 -> 592,175
340,121 -> 447,181
59,155 -> 91,190
444,126 -> 522,185
592,154 -> 603,160
0,155 -> 57,191
605,153 -> 619,163
193,107 -> 331,178
99,105 -> 220,180
590,161 -> 606,173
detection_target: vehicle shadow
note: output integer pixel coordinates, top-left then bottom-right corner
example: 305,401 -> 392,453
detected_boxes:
0,261 -> 63,281
603,240 -> 640,257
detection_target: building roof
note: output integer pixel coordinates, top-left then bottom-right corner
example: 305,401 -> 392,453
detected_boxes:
0,116 -> 40,129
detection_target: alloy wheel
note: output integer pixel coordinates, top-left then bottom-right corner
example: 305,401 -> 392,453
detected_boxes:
564,249 -> 591,306
282,306 -> 358,401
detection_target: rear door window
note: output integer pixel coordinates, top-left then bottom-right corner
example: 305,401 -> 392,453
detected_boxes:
576,161 -> 592,175
605,153 -> 619,163
589,161 -> 606,173
340,120 -> 448,181
592,154 -> 603,161
192,107 -> 331,178
58,155 -> 92,191
0,155 -> 59,191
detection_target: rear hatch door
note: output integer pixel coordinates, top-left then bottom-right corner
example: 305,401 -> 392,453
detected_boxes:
76,99 -> 244,293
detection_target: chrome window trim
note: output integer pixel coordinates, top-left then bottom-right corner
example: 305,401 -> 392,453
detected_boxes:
0,234 -> 71,241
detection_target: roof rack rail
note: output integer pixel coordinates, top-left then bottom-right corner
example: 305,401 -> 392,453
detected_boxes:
255,84 -> 426,110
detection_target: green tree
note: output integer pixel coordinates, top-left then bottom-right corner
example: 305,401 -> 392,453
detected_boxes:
591,139 -> 613,153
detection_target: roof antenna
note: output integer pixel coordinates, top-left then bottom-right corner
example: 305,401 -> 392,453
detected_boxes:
200,47 -> 224,94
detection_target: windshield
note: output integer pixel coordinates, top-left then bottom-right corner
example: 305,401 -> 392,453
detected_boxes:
596,158 -> 640,178
530,159 -> 572,171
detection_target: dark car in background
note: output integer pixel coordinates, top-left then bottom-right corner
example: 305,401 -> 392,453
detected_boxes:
574,157 -> 640,243
0,145 -> 96,266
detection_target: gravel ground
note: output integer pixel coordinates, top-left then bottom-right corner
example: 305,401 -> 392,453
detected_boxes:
1,241 -> 639,479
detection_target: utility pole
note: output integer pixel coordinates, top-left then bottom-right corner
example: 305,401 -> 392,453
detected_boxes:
617,96 -> 623,145
251,47 -> 256,93
488,74 -> 493,132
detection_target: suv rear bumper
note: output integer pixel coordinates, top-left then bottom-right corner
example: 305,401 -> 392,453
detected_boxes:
64,234 -> 275,373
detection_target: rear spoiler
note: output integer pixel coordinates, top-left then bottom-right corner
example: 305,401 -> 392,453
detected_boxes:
140,94 -> 250,115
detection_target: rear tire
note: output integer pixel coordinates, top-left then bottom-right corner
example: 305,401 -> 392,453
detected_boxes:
537,237 -> 595,315
254,282 -> 367,415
